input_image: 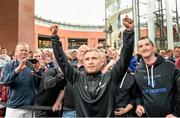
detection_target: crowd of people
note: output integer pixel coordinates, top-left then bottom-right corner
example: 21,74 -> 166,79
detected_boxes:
0,16 -> 180,117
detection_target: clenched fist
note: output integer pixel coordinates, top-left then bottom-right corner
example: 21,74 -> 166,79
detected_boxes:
49,24 -> 59,35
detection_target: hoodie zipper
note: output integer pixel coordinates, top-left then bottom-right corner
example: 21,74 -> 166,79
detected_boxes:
91,76 -> 94,92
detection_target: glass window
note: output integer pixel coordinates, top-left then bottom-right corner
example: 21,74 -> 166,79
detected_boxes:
38,35 -> 52,49
98,38 -> 106,43
68,38 -> 88,49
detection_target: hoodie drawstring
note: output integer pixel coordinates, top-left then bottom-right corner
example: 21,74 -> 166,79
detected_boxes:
145,64 -> 154,88
145,65 -> 150,86
120,72 -> 127,88
151,65 -> 154,88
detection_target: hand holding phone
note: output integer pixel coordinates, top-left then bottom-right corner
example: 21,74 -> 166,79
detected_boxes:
26,59 -> 39,72
28,59 -> 39,64
15,58 -> 27,73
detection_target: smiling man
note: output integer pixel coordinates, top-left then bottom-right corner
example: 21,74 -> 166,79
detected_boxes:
135,37 -> 180,117
49,16 -> 134,117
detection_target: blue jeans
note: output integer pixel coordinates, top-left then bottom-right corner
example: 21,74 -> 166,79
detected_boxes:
62,110 -> 76,118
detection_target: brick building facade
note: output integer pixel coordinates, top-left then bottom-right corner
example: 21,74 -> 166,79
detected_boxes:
35,19 -> 105,51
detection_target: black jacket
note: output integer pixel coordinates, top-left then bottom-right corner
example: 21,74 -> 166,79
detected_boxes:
35,67 -> 65,106
135,55 -> 179,117
115,71 -> 136,109
51,29 -> 134,117
63,65 -> 85,109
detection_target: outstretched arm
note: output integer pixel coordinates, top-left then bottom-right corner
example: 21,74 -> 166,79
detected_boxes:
49,25 -> 79,85
110,16 -> 134,84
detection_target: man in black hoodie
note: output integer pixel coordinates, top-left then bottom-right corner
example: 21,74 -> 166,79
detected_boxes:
49,16 -> 134,117
135,37 -> 180,117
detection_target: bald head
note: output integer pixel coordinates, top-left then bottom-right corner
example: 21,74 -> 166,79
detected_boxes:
15,42 -> 29,61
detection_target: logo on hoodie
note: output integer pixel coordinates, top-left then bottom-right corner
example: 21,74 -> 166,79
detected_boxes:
149,79 -> 156,87
143,87 -> 167,94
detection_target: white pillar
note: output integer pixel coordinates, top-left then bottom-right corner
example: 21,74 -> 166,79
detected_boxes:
165,0 -> 174,49
133,0 -> 139,53
147,0 -> 155,43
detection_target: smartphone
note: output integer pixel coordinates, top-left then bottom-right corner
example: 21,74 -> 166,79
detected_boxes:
28,59 -> 39,64
26,60 -> 35,71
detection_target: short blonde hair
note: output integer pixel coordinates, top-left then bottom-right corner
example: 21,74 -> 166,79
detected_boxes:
15,42 -> 29,51
84,49 -> 101,59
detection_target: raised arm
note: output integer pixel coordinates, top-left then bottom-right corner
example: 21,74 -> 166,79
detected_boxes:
110,16 -> 134,84
49,25 -> 79,85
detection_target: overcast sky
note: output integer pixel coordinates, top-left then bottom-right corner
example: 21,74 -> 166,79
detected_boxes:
35,0 -> 105,25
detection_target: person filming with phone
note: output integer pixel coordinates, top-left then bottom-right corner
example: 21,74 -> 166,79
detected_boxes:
0,42 -> 42,117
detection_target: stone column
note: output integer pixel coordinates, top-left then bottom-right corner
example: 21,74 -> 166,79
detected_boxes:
0,0 -> 34,53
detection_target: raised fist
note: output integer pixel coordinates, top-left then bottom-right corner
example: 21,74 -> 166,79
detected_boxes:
49,24 -> 59,35
123,15 -> 134,30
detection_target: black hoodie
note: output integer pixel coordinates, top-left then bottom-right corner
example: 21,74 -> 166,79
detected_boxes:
50,29 -> 134,117
135,55 -> 179,117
